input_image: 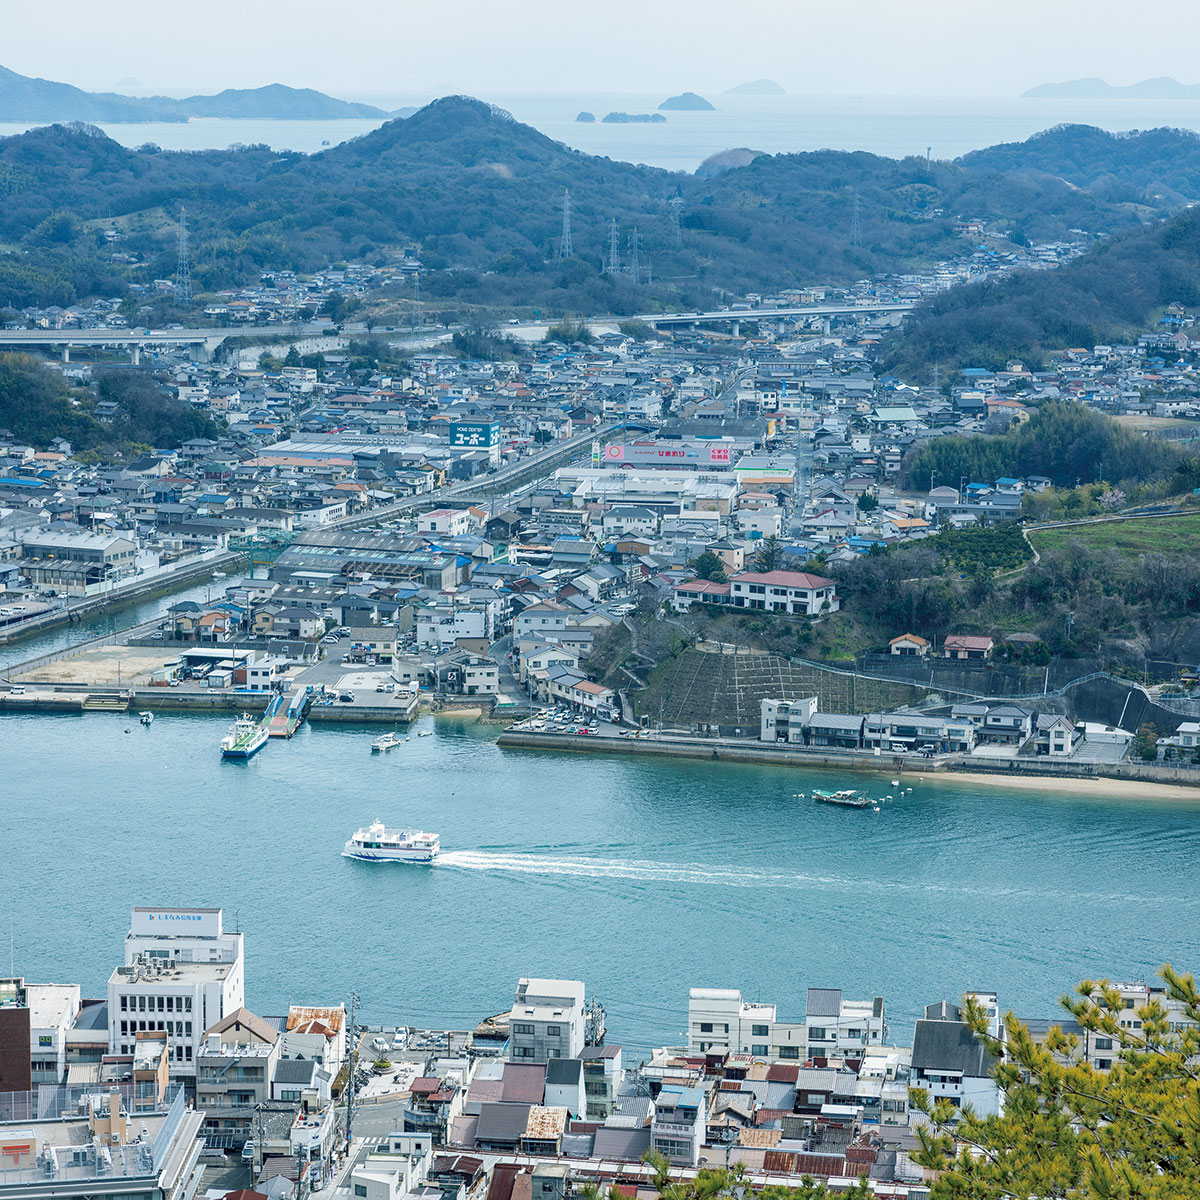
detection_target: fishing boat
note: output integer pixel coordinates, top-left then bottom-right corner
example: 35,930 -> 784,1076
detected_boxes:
221,713 -> 269,759
343,820 -> 439,863
813,789 -> 876,810
372,732 -> 401,753
139,711 -> 154,726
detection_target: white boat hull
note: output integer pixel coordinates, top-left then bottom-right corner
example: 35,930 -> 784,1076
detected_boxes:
342,845 -> 437,863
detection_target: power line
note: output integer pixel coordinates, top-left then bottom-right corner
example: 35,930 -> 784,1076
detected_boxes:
558,188 -> 573,259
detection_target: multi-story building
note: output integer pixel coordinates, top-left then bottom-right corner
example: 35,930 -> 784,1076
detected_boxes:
728,570 -> 839,616
687,988 -> 804,1059
107,907 -> 244,1079
579,1044 -> 622,1119
804,988 -> 889,1059
508,979 -> 586,1062
0,980 -> 80,1089
195,1009 -> 280,1148
650,1086 -> 706,1167
0,1083 -> 203,1200
910,997 -> 1001,1118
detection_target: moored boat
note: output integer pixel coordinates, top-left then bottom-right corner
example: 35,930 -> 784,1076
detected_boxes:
139,711 -> 154,725
372,732 -> 401,753
221,713 -> 269,759
813,788 -> 875,809
343,820 -> 439,863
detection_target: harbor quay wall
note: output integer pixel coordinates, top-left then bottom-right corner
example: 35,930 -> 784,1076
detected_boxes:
496,730 -> 916,773
0,551 -> 243,646
496,730 -> 1200,790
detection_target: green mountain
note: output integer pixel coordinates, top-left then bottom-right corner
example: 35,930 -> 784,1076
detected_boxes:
880,205 -> 1200,378
1023,76 -> 1200,99
0,63 -> 388,122
2,102 -> 1199,315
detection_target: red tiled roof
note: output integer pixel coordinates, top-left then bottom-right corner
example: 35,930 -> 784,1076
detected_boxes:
733,570 -> 835,589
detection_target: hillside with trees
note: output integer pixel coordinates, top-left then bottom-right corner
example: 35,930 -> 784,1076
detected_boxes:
2,105 -> 1198,313
881,205 -> 1200,378
0,354 -> 217,454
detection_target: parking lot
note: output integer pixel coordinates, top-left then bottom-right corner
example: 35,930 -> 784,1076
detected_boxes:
511,708 -> 634,739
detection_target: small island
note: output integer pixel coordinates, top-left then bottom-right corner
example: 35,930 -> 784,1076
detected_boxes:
1023,76 -> 1200,99
602,111 -> 667,124
725,79 -> 786,96
575,111 -> 596,123
659,91 -> 715,111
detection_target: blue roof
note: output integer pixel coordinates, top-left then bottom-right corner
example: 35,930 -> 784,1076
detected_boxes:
0,477 -> 46,488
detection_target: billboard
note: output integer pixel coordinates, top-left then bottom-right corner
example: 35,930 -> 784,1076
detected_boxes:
131,907 -> 222,938
603,441 -> 735,467
450,421 -> 500,449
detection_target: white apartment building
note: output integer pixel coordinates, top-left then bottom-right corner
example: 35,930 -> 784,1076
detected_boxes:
688,985 -> 887,1060
728,570 -> 840,616
687,988 -> 804,1060
107,907 -> 244,1077
508,978 -> 586,1062
805,987 -> 889,1057
0,980 -> 81,1086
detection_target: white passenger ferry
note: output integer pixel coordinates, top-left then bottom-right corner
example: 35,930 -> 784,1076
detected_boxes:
343,820 -> 440,863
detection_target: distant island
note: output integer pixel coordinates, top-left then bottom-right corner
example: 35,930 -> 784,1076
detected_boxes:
602,111 -> 667,124
0,62 -> 390,122
725,79 -> 786,96
659,92 -> 715,111
1023,76 -> 1200,99
575,111 -> 596,123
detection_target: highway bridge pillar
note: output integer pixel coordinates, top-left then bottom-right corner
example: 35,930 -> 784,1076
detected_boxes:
822,316 -> 831,336
731,320 -> 741,338
61,346 -> 70,363
130,345 -> 141,366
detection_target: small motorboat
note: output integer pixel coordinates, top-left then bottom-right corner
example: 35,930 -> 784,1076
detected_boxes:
139,711 -> 154,726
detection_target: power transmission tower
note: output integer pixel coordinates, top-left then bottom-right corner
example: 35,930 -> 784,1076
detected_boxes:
849,188 -> 862,249
627,227 -> 640,287
931,363 -> 941,393
558,188 -> 573,259
668,195 -> 684,245
607,218 -> 620,275
176,206 -> 193,306
411,271 -> 422,331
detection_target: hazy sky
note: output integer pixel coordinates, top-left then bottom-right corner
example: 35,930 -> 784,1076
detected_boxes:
6,0 -> 1200,100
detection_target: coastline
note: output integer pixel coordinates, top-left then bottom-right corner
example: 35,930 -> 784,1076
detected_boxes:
934,769 -> 1200,803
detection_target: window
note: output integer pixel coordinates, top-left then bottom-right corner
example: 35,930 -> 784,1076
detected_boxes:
1094,1037 -> 1113,1050
699,1022 -> 713,1033
513,1047 -> 534,1059
779,1046 -> 799,1060
809,1027 -> 827,1040
512,1023 -> 535,1035
751,1024 -> 768,1037
546,1025 -> 561,1037
751,1044 -> 768,1056
120,996 -> 128,1012
355,1187 -> 368,1197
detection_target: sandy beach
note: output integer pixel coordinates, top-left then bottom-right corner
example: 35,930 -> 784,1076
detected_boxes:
932,769 -> 1200,803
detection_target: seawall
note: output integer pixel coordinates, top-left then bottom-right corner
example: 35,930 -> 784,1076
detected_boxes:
496,730 -> 1200,790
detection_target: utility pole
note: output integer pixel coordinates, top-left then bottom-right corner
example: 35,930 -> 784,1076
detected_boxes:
558,188 -> 573,259
176,206 -> 193,306
343,991 -> 360,1158
607,218 -> 620,275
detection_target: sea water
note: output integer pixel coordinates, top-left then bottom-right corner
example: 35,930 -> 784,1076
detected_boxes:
4,706 -> 1198,1052
7,92 -> 1200,171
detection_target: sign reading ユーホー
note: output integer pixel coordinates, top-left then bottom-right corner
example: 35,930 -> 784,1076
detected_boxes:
449,421 -> 500,448
130,907 -> 222,938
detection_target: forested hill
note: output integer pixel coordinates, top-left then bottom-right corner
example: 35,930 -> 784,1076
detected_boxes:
1,102 -> 1199,313
960,124 -> 1200,205
880,206 -> 1200,379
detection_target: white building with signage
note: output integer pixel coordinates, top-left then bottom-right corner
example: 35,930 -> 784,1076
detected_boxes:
107,907 -> 244,1079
